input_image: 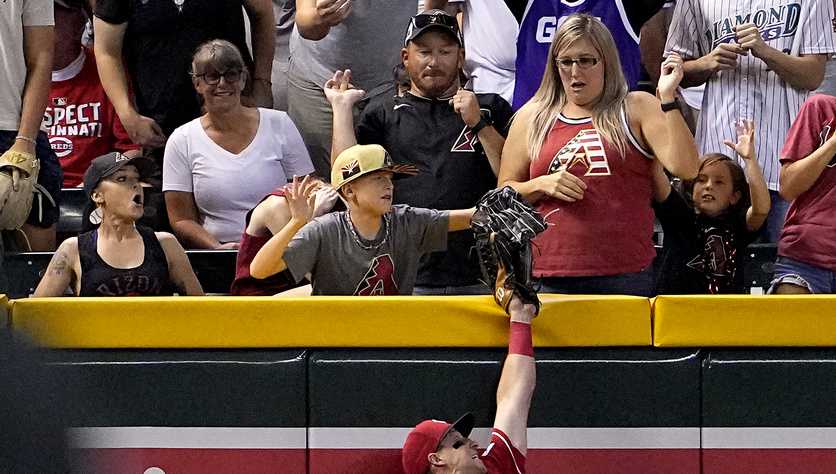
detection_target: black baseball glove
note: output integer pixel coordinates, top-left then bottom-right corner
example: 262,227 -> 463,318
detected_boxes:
471,186 -> 547,313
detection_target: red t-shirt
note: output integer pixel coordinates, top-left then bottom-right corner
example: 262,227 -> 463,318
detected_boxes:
529,112 -> 655,277
230,187 -> 298,296
45,49 -> 139,187
482,428 -> 526,474
778,94 -> 836,271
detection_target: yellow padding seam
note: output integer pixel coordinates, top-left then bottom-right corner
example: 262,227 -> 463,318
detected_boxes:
654,295 -> 836,347
0,294 -> 8,329
10,294 -> 650,349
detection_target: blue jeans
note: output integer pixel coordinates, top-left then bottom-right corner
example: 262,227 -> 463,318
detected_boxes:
761,190 -> 790,243
538,267 -> 656,297
769,256 -> 836,294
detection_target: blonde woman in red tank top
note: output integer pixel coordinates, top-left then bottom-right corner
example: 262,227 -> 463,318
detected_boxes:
498,14 -> 699,296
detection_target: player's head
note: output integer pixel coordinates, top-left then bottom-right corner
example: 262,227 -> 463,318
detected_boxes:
83,152 -> 156,222
402,10 -> 465,99
402,413 -> 485,474
331,144 -> 417,214
688,153 -> 750,218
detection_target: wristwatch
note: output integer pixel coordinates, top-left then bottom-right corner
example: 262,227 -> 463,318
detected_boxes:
660,98 -> 681,113
470,113 -> 493,134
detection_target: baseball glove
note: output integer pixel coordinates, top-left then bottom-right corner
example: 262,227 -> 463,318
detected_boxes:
471,186 -> 546,314
0,149 -> 40,230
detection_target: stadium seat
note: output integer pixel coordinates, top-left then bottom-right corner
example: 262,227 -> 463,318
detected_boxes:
1,249 -> 238,297
56,188 -> 87,242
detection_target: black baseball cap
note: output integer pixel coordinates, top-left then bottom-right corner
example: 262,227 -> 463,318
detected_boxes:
404,9 -> 464,47
82,152 -> 156,198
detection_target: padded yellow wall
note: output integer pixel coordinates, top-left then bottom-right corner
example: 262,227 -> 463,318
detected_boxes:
654,295 -> 836,347
10,294 -> 651,348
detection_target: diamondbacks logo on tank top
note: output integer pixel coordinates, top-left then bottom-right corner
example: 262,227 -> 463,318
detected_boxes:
548,129 -> 611,176
354,254 -> 399,296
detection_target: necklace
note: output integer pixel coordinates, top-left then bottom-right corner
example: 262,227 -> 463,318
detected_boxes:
345,211 -> 390,251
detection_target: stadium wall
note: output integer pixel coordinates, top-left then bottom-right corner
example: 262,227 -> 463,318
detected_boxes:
5,295 -> 836,473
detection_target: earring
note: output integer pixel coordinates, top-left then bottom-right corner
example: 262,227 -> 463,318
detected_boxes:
89,207 -> 103,225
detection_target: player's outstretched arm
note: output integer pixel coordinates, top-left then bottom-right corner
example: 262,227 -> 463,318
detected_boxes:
492,296 -> 537,456
250,176 -> 317,279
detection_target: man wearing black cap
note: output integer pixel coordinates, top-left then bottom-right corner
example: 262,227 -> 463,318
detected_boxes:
325,9 -> 514,295
34,152 -> 203,297
401,296 -> 536,473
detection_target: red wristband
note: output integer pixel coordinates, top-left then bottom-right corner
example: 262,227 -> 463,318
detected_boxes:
509,321 -> 533,357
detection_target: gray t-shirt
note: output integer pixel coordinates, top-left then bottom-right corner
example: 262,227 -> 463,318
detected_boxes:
288,1 -> 415,91
284,205 -> 449,295
0,0 -> 52,130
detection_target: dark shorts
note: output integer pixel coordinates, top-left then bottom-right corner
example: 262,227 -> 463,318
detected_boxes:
0,130 -> 62,227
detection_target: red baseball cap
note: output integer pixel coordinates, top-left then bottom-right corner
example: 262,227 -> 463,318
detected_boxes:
402,413 -> 474,474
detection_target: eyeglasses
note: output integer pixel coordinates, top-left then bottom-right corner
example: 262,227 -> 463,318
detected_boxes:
555,56 -> 600,70
411,12 -> 460,32
194,69 -> 242,85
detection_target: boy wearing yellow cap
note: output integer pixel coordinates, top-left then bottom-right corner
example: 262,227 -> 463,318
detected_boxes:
250,144 -> 475,295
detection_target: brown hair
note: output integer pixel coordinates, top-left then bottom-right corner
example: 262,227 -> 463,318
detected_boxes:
191,39 -> 247,77
684,153 -> 750,216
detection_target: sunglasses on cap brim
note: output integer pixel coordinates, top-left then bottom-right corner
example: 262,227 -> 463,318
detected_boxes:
410,13 -> 460,32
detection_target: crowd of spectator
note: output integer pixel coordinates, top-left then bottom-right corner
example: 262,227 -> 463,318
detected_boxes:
1,0 -> 835,298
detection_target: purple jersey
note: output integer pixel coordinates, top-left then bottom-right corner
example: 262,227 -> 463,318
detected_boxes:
513,0 -> 642,109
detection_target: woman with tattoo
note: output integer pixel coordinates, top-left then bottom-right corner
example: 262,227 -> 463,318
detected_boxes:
34,152 -> 204,297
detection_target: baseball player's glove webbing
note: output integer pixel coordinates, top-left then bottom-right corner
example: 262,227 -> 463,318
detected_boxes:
472,186 -> 546,313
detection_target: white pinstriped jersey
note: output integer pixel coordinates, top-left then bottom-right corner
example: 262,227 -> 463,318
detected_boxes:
665,0 -> 836,191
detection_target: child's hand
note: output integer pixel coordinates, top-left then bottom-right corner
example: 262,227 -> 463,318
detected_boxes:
286,175 -> 319,224
723,119 -> 755,161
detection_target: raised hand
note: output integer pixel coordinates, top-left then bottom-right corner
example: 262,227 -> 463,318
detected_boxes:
723,119 -> 756,161
324,69 -> 366,108
658,52 -> 685,101
286,175 -> 319,223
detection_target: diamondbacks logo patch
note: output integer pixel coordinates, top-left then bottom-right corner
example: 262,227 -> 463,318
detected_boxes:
341,159 -> 361,180
452,127 -> 478,152
451,108 -> 492,153
548,129 -> 611,176
354,254 -> 398,296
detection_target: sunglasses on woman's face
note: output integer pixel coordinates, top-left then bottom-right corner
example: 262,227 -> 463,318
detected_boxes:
195,69 -> 242,85
555,56 -> 600,70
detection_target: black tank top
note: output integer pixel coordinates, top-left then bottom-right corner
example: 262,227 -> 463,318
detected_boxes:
78,225 -> 173,296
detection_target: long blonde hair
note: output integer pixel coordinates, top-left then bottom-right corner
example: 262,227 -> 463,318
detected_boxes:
526,14 -> 629,161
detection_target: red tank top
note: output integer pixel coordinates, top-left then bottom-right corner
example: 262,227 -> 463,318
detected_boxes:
529,108 -> 655,277
230,187 -> 297,296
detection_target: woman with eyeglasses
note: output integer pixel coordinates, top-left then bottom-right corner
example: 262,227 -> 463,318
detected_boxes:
162,40 -> 314,250
497,14 -> 699,297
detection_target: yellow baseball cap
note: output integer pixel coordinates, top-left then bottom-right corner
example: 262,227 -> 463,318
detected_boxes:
331,144 -> 418,190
